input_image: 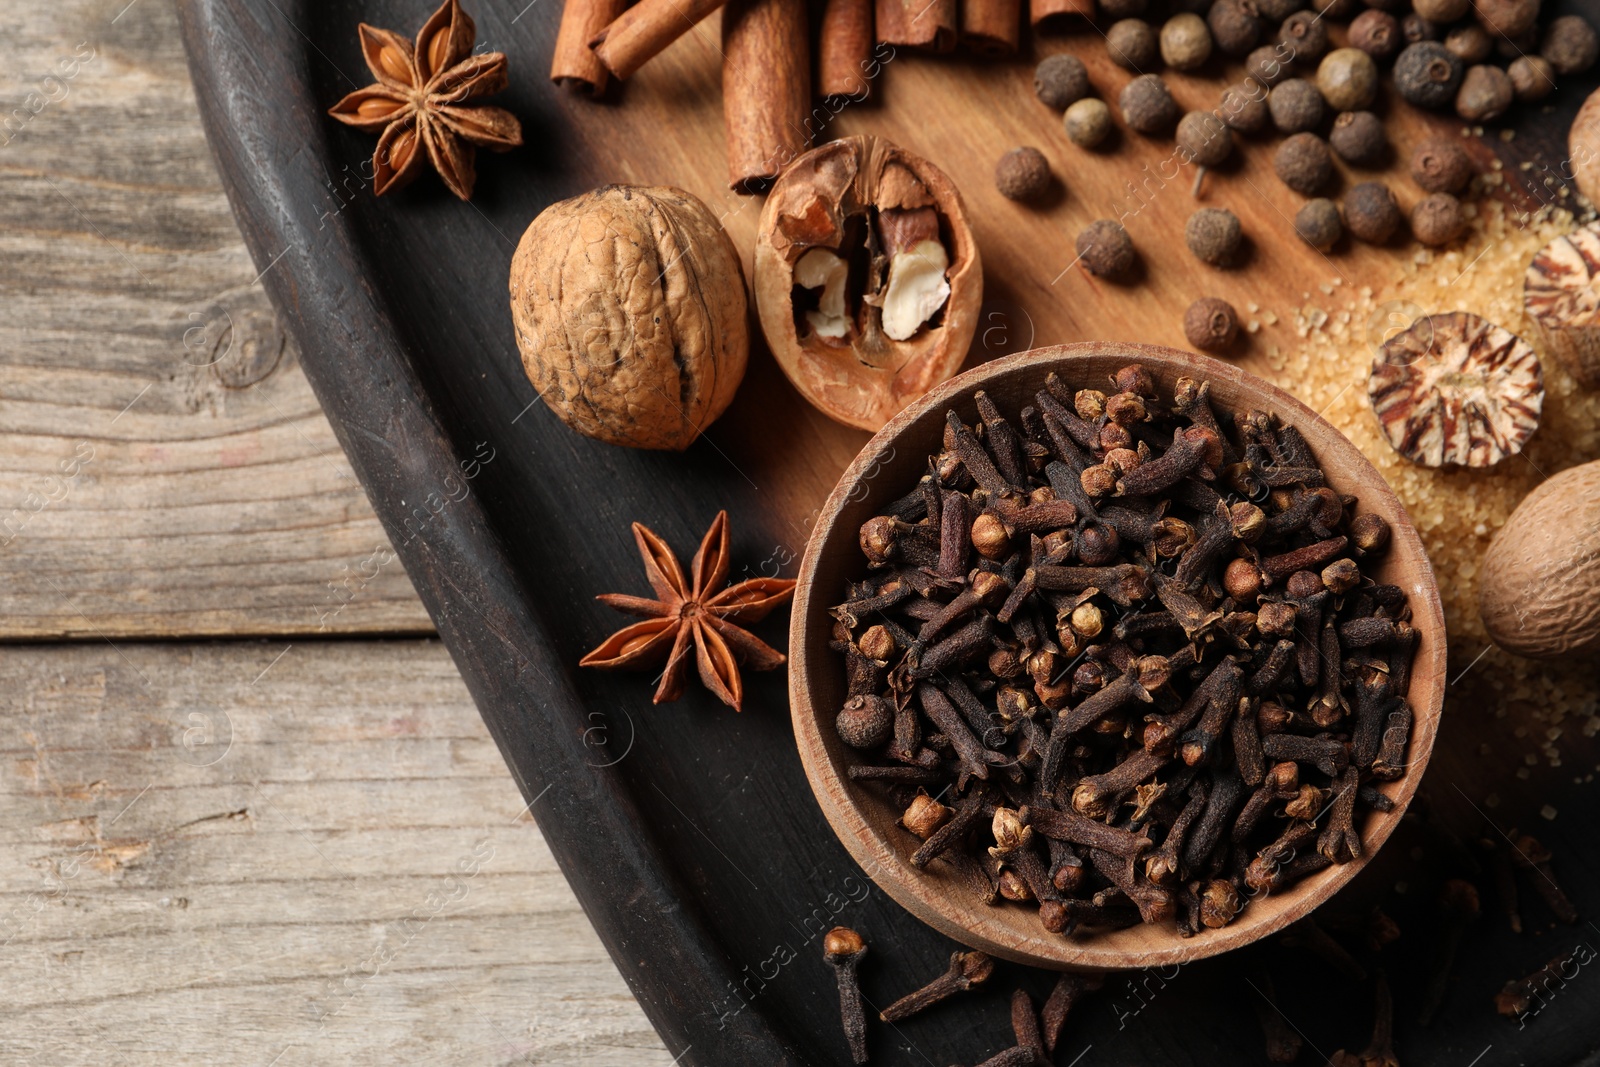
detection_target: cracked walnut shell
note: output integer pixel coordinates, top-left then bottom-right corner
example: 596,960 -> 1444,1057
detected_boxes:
753,135 -> 982,431
1367,310 -> 1543,468
509,185 -> 748,451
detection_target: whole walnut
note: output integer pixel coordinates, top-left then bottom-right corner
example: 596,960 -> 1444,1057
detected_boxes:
509,185 -> 748,450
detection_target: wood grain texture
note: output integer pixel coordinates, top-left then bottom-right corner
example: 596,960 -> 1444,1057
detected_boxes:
0,0 -> 430,639
0,639 -> 670,1065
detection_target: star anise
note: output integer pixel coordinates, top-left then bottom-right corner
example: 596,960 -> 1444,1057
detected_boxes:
327,0 -> 522,201
580,512 -> 796,711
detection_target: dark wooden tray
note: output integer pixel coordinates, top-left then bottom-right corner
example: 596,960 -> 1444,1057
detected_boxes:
180,1 -> 1600,1062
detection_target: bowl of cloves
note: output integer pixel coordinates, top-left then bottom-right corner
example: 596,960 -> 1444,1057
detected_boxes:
790,341 -> 1446,970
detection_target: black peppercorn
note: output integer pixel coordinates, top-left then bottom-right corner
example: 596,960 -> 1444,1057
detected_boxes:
1076,219 -> 1137,279
1410,137 -> 1472,192
995,147 -> 1053,201
1318,47 -> 1378,111
1256,0 -> 1305,20
1275,132 -> 1335,194
1177,110 -> 1234,166
1183,297 -> 1240,352
1394,42 -> 1463,109
1349,9 -> 1400,57
1455,63 -> 1512,122
1295,198 -> 1342,250
1107,18 -> 1160,70
1344,181 -> 1402,242
1508,55 -> 1555,101
1401,13 -> 1439,42
1186,207 -> 1243,264
1444,24 -> 1492,64
1269,78 -> 1325,132
1220,79 -> 1272,131
1162,12 -> 1214,70
1245,44 -> 1292,85
1120,73 -> 1180,134
1330,110 -> 1387,166
1279,11 -> 1329,62
1209,0 -> 1262,56
1542,15 -> 1599,76
1410,192 -> 1464,246
1064,98 -> 1114,147
1034,54 -> 1090,109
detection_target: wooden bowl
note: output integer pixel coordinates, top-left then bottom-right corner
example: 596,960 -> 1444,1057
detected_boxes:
789,342 -> 1446,971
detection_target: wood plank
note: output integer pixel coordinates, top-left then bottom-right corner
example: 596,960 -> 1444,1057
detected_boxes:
0,638 -> 671,1065
0,0 -> 432,638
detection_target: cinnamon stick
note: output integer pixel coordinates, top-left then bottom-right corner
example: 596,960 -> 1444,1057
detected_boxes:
723,0 -> 810,192
1029,0 -> 1094,31
876,0 -> 956,52
820,0 -> 875,99
591,0 -> 726,81
552,0 -> 631,94
961,0 -> 1021,55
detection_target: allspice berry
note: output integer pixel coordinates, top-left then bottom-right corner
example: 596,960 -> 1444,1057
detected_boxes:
1394,41 -> 1464,109
1496,28 -> 1539,60
1076,219 -> 1137,279
1269,78 -> 1325,133
1318,47 -> 1379,111
1257,0 -> 1305,21
1186,207 -> 1243,265
1183,296 -> 1240,351
1162,12 -> 1214,70
1208,0 -> 1262,57
1330,110 -> 1388,166
1276,132 -> 1335,194
1246,45 -> 1292,85
1177,110 -> 1234,166
1120,74 -> 1180,134
1344,181 -> 1403,242
1456,63 -> 1513,122
995,147 -> 1052,201
1402,14 -> 1440,43
1413,0 -> 1468,20
1472,0 -> 1540,40
1445,23 -> 1493,63
1034,54 -> 1090,108
1411,192 -> 1465,245
1100,0 -> 1149,17
1542,15 -> 1599,75
1314,0 -> 1360,17
1220,80 -> 1272,132
1349,9 -> 1401,58
1295,198 -> 1343,250
1107,19 -> 1160,70
1064,98 -> 1114,147
1279,11 -> 1330,62
1508,55 -> 1555,101
1410,137 -> 1473,192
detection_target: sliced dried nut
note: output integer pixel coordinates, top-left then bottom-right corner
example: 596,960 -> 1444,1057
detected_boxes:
1524,221 -> 1600,389
1367,310 -> 1543,468
754,135 -> 982,431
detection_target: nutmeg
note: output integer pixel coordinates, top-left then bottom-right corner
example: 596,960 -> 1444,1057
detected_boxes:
509,185 -> 748,451
753,135 -> 981,431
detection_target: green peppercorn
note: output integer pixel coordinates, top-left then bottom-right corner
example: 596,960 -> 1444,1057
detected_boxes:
1220,79 -> 1272,132
1508,55 -> 1555,101
1177,110 -> 1234,166
1278,11 -> 1329,62
1120,73 -> 1180,134
1455,63 -> 1512,122
1410,192 -> 1465,246
1064,98 -> 1114,147
995,147 -> 1053,201
1542,15 -> 1599,75
1329,110 -> 1387,166
1394,41 -> 1464,109
1444,24 -> 1492,63
1208,0 -> 1262,57
1107,18 -> 1159,70
1076,219 -> 1137,279
1162,12 -> 1214,70
1275,132 -> 1334,194
1295,198 -> 1343,250
1344,181 -> 1402,242
1034,54 -> 1090,109
1183,296 -> 1240,352
1186,207 -> 1244,265
1349,9 -> 1400,58
1269,78 -> 1325,132
1318,48 -> 1378,111
1245,44 -> 1292,85
1409,137 -> 1473,192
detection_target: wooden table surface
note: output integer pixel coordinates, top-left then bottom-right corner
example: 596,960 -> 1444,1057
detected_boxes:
0,1 -> 671,1061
